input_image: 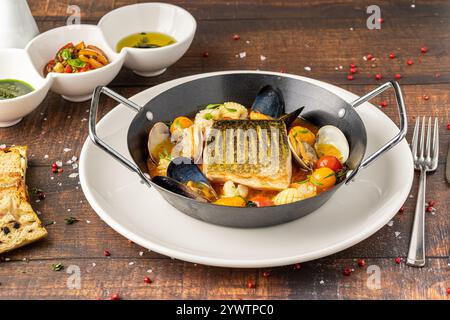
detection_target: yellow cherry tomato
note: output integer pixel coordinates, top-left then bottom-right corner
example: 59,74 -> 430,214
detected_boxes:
310,167 -> 336,191
214,196 -> 247,207
170,116 -> 193,133
289,126 -> 316,146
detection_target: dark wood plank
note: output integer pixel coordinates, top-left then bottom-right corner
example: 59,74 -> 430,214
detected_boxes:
0,0 -> 448,300
32,15 -> 450,86
0,257 -> 448,299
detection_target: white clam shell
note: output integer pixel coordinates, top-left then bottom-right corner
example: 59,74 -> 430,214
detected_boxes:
314,125 -> 349,163
148,122 -> 170,164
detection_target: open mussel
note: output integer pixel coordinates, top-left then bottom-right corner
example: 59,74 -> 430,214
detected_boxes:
152,176 -> 208,203
250,85 -> 285,119
288,126 -> 318,170
166,157 -> 218,202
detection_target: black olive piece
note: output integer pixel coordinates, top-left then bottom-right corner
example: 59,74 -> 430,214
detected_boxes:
2,226 -> 10,235
13,222 -> 20,229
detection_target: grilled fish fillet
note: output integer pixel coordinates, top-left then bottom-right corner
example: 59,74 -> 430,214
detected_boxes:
203,120 -> 292,190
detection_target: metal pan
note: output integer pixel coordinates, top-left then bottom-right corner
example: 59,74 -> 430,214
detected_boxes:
89,73 -> 407,228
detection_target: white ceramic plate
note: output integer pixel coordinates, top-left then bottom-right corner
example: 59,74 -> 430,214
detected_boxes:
79,71 -> 414,268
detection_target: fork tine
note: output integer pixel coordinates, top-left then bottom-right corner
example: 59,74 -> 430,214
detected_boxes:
419,116 -> 425,159
412,117 -> 419,159
432,117 -> 439,161
426,117 -> 431,160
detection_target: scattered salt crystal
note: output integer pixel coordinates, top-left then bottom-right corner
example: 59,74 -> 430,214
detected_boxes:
44,154 -> 49,159
260,55 -> 266,61
319,280 -> 325,284
92,263 -> 96,267
409,195 -> 414,198
50,177 -> 54,180
71,156 -> 78,161
43,118 -> 47,121
246,40 -> 250,44
86,220 -> 91,224
72,163 -> 78,169
147,269 -> 153,273
349,27 -> 354,31
56,161 -> 63,167
81,118 -> 87,122
363,56 -> 367,61
304,66 -> 311,71
239,52 -> 246,58
68,173 -> 79,178
339,65 -> 343,70
35,199 -> 40,203
129,262 -> 135,266
395,231 -> 401,238
67,209 -> 71,212
387,220 -> 394,227
36,210 -> 42,215
4,258 -> 10,262
63,148 -> 72,153
57,182 -> 62,186
139,251 -> 144,256
411,4 -> 415,8
66,160 -> 73,165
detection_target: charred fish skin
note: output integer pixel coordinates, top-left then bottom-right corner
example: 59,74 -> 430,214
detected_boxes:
203,120 -> 292,190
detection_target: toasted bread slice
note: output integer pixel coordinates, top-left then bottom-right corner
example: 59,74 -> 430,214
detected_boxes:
0,146 -> 27,178
0,146 -> 47,254
0,192 -> 47,254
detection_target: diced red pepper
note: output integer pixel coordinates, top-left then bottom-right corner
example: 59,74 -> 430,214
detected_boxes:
65,65 -> 72,73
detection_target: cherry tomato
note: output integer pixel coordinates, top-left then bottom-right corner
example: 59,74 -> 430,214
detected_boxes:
250,196 -> 274,207
170,116 -> 193,133
316,155 -> 343,172
310,167 -> 336,191
65,65 -> 72,73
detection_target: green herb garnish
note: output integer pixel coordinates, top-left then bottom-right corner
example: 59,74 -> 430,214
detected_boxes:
246,201 -> 257,207
67,58 -> 86,68
206,104 -> 221,110
310,179 -> 323,187
203,113 -> 213,120
31,187 -> 43,195
60,49 -> 72,61
324,172 -> 336,179
64,217 -> 79,225
225,108 -> 237,112
52,263 -> 64,271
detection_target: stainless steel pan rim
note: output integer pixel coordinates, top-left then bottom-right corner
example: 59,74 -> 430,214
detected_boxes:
88,73 -> 407,226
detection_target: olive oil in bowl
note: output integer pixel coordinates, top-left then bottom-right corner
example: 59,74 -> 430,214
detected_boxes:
116,32 -> 176,51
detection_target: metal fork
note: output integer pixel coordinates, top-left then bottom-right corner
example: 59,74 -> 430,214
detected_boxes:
407,117 -> 439,267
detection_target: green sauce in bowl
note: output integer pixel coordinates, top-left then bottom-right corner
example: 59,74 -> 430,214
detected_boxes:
0,79 -> 34,100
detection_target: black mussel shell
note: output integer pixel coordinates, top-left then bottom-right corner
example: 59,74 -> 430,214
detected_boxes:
251,85 -> 285,118
167,157 -> 209,185
151,176 -> 208,203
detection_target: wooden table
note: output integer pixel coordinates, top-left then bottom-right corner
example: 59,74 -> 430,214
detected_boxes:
0,0 -> 448,300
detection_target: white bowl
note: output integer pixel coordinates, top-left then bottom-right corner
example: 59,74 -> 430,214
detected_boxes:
0,48 -> 52,127
26,24 -> 126,102
98,3 -> 196,77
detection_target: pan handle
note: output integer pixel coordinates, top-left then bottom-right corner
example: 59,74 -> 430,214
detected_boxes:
88,86 -> 152,186
346,81 -> 407,183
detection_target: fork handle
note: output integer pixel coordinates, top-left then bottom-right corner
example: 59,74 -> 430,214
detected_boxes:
407,169 -> 426,267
